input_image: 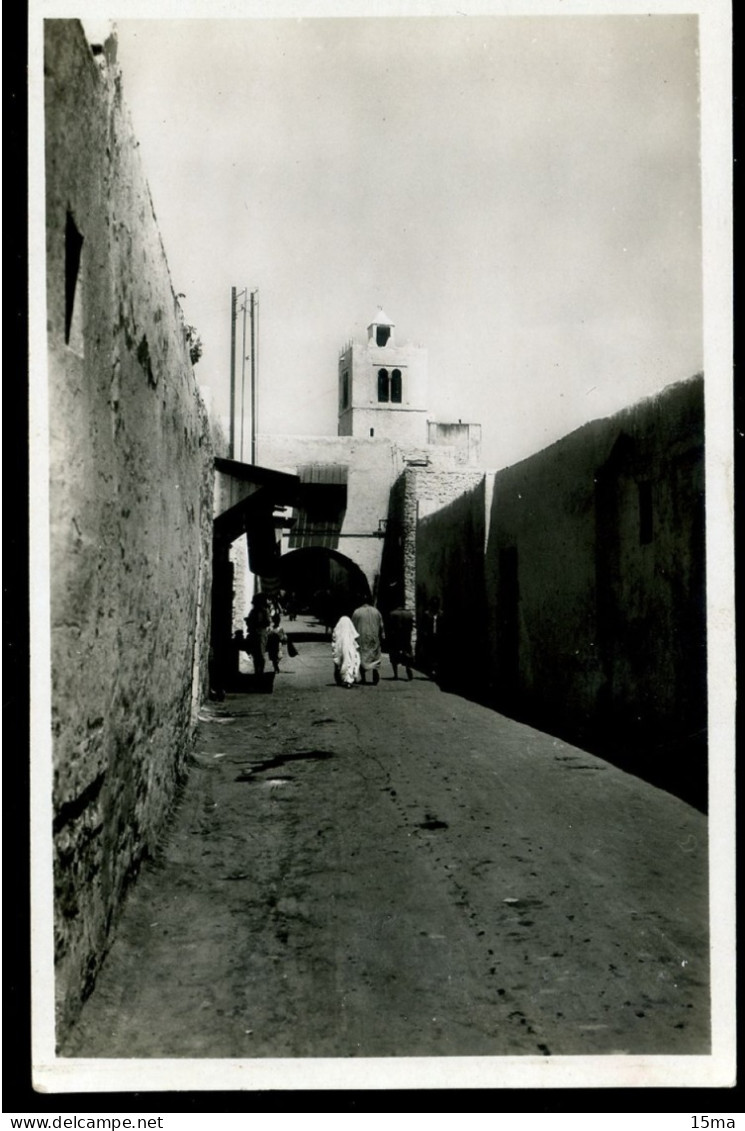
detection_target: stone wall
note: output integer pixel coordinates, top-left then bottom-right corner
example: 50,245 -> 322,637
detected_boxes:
378,465 -> 485,633
413,466 -> 486,519
45,20 -> 215,1039
415,477 -> 490,692
416,376 -> 706,807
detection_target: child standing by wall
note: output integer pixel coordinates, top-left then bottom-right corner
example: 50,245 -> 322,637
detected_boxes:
266,614 -> 287,674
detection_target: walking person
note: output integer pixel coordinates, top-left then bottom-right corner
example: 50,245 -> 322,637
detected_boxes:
265,613 -> 287,675
386,597 -> 415,681
351,595 -> 385,685
331,614 -> 360,688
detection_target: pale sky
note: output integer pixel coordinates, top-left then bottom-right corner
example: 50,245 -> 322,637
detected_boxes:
109,13 -> 703,469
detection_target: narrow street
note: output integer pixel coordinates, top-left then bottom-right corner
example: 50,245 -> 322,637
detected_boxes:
63,618 -> 709,1060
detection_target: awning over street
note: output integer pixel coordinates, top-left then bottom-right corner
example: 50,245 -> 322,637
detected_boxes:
213,457 -> 300,545
297,463 -> 348,486
290,464 -> 349,550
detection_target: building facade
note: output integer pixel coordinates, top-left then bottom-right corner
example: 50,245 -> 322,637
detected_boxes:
255,309 -> 482,618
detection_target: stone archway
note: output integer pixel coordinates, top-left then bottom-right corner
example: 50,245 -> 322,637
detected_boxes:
279,546 -> 372,628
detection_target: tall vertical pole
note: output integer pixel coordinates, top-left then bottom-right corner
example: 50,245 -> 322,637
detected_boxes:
250,290 -> 257,465
229,286 -> 237,459
240,294 -> 248,461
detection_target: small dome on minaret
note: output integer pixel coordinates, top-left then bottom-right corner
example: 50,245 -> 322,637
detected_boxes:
367,307 -> 395,347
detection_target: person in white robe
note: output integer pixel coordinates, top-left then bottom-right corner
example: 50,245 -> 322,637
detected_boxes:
331,615 -> 360,688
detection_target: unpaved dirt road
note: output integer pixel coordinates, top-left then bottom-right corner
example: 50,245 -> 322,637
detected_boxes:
63,618 -> 709,1059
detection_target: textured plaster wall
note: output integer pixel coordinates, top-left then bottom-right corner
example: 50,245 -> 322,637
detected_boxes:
415,376 -> 706,803
230,534 -> 252,630
415,479 -> 490,691
46,20 -> 215,1038
427,422 -> 482,466
379,466 -> 485,628
487,377 -> 704,742
414,467 -> 486,519
338,405 -> 429,445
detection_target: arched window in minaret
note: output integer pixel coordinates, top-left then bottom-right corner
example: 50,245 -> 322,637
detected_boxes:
376,324 -> 391,347
391,369 -> 402,403
377,368 -> 390,402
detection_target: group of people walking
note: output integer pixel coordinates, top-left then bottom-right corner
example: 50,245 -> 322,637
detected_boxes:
331,593 -> 415,689
235,587 -> 439,691
243,593 -> 295,676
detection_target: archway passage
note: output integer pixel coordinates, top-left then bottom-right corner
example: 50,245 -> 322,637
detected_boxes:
210,458 -> 300,696
279,547 -> 371,630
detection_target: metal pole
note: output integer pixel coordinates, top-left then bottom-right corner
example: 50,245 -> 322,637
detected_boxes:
250,290 -> 257,465
240,293 -> 247,460
229,286 -> 236,459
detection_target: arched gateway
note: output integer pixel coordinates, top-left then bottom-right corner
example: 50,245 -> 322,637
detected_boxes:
279,546 -> 372,628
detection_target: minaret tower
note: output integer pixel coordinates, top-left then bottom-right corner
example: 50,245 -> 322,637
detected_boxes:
337,308 -> 429,443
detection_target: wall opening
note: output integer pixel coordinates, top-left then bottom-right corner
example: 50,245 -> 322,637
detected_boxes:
65,210 -> 84,347
377,368 -> 389,402
391,368 -> 402,403
376,325 -> 391,347
279,546 -> 372,628
341,370 -> 349,410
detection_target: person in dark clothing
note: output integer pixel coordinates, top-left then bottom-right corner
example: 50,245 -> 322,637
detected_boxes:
244,593 -> 271,677
387,602 -> 415,680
